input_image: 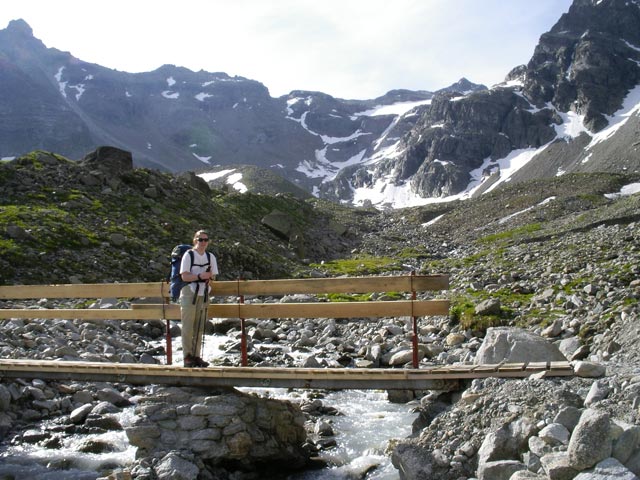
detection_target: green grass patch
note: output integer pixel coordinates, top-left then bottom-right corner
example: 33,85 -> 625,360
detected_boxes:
478,223 -> 542,244
309,255 -> 401,276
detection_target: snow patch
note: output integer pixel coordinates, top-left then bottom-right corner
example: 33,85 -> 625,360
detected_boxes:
162,91 -> 179,99
351,99 -> 432,119
587,85 -> 640,148
604,182 -> 640,199
192,153 -> 211,164
198,170 -> 247,193
422,214 -> 445,227
499,197 -> 556,224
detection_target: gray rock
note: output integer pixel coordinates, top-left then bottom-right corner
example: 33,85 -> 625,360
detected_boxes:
69,404 -> 93,424
554,406 -> 583,432
475,298 -> 501,316
510,471 -> 546,479
559,336 -> 582,358
612,426 -> 640,465
585,380 -> 611,407
626,450 -> 640,477
573,361 -> 606,378
478,417 -> 535,464
538,423 -> 570,446
96,388 -> 132,407
477,459 -> 526,480
154,451 -> 200,480
540,452 -> 578,480
474,327 -> 566,364
573,457 -> 639,480
568,409 -> 612,471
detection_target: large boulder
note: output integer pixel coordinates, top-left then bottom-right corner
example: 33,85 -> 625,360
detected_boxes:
474,327 -> 567,364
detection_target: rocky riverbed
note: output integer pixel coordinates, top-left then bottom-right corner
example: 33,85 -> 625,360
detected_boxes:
1,216 -> 639,479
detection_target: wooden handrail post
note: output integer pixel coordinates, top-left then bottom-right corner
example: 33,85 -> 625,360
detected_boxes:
238,277 -> 248,366
162,282 -> 173,365
411,271 -> 419,369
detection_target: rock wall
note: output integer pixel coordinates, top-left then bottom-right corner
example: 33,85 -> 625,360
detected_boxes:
125,387 -> 310,479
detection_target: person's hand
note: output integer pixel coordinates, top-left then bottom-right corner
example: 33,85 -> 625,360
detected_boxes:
198,271 -> 212,281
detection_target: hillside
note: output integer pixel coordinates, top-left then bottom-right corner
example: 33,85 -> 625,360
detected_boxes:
2,146 -> 639,288
0,147 -> 365,285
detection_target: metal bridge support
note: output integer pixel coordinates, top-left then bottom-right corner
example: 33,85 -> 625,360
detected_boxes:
411,271 -> 419,369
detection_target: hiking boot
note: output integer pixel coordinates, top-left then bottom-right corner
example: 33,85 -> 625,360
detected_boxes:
183,354 -> 196,368
193,356 -> 210,368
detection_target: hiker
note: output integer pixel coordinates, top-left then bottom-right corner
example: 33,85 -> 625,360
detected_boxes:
179,229 -> 218,367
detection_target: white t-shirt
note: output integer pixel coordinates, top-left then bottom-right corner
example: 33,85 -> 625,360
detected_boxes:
180,249 -> 219,295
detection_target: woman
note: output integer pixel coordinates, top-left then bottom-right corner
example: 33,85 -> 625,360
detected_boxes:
179,229 -> 219,367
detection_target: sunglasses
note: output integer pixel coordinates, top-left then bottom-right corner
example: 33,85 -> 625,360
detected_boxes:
196,238 -> 209,242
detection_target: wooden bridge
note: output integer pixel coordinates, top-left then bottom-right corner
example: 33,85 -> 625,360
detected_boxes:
0,359 -> 573,390
0,274 -> 573,390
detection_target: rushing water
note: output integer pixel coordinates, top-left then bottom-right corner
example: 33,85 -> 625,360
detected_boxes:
0,333 -> 417,479
244,388 -> 417,480
0,408 -> 137,479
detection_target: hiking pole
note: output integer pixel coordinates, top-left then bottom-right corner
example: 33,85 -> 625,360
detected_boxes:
192,266 -> 211,359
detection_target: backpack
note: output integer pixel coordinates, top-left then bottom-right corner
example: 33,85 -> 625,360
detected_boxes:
168,245 -> 213,302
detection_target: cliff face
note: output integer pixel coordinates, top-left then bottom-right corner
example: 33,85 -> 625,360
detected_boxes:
322,0 -> 640,206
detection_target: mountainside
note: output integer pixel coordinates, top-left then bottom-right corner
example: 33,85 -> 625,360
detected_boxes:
330,0 -> 640,208
1,0 -> 639,209
0,19 -> 477,197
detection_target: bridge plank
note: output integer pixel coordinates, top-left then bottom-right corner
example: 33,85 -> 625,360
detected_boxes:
0,275 -> 448,300
0,300 -> 450,321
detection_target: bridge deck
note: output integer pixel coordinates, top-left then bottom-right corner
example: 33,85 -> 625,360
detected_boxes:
0,359 -> 573,390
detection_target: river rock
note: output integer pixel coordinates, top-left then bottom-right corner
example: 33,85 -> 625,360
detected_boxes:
154,451 -> 200,480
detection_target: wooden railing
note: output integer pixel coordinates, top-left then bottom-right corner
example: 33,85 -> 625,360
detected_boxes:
0,274 -> 449,367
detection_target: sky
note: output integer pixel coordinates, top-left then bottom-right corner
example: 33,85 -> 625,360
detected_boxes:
0,0 -> 573,100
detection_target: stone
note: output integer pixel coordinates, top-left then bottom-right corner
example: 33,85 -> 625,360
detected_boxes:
154,451 -> 199,480
612,425 -> 640,464
478,417 -> 535,464
538,423 -> 570,446
542,319 -> 563,338
568,409 -> 612,471
584,380 -> 610,407
446,332 -> 466,346
510,471 -> 546,479
477,459 -> 526,480
69,404 -> 93,424
540,452 -> 578,480
554,406 -> 583,432
626,450 -> 640,476
573,457 -> 639,480
474,327 -> 566,364
573,361 -> 606,378
475,298 -> 501,316
559,336 -> 582,358
97,388 -> 132,407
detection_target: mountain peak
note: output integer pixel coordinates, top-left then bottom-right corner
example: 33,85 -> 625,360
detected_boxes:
5,19 -> 33,36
